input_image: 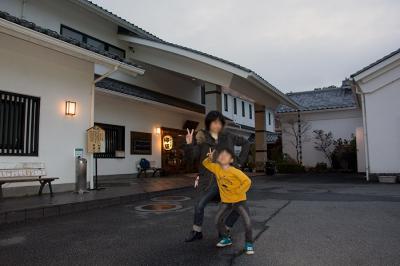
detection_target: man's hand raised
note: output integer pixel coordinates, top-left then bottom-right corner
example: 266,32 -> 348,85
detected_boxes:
186,128 -> 194,144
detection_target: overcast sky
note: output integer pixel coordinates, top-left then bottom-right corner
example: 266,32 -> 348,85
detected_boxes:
92,0 -> 400,92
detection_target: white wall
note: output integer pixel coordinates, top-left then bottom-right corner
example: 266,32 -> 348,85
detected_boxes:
94,91 -> 204,176
0,33 -> 93,188
281,109 -> 362,167
363,78 -> 400,174
221,92 -> 255,128
1,0 -> 126,50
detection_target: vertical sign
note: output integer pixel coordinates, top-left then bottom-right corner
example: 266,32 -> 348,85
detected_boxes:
87,126 -> 105,153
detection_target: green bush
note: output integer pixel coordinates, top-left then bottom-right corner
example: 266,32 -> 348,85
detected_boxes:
276,162 -> 305,173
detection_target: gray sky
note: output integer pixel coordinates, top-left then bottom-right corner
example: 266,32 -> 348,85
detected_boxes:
92,0 -> 400,92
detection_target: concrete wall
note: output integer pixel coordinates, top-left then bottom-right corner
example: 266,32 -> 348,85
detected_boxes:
0,33 -> 93,193
281,109 -> 362,167
94,91 -> 204,176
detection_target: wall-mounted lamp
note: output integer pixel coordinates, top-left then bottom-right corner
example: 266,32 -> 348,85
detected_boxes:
65,101 -> 77,116
155,127 -> 161,136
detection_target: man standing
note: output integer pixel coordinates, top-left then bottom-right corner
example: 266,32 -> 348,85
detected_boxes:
185,111 -> 250,242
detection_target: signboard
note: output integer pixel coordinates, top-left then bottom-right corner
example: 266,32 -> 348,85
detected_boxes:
87,126 -> 105,153
74,148 -> 84,158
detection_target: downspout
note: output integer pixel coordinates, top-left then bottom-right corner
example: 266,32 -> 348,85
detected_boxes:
355,84 -> 370,181
21,0 -> 27,19
88,65 -> 119,189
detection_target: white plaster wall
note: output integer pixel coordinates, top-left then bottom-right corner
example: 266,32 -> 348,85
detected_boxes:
266,109 -> 275,132
363,78 -> 400,174
281,109 -> 362,167
0,33 -> 93,188
94,91 -> 204,176
0,0 -> 126,50
221,92 -> 255,128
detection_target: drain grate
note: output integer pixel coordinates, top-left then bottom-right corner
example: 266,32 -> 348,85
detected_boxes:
135,203 -> 183,212
151,195 -> 191,202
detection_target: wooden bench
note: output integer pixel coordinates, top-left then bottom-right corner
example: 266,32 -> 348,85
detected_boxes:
136,160 -> 163,178
0,162 -> 59,199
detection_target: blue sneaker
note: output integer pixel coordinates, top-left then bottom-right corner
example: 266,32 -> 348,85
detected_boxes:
245,242 -> 254,255
216,236 -> 232,247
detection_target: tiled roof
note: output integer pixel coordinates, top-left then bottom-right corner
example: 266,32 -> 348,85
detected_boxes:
0,10 -> 141,68
277,82 -> 358,113
74,0 -> 162,42
351,47 -> 400,78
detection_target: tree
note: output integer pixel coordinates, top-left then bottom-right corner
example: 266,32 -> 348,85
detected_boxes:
313,129 -> 334,166
282,117 -> 311,164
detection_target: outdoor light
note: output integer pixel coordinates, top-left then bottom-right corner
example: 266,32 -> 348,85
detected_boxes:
65,101 -> 77,116
155,127 -> 161,135
163,135 -> 173,151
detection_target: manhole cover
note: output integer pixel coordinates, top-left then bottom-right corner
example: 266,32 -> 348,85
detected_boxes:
151,195 -> 191,202
135,203 -> 183,212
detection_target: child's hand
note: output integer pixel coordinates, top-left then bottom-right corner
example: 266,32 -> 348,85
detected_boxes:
186,128 -> 194,144
194,175 -> 199,188
206,148 -> 214,160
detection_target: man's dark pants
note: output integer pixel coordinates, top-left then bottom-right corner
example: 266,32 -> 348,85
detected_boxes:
193,184 -> 240,230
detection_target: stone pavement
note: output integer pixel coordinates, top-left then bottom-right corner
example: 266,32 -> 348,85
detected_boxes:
0,175 -> 196,225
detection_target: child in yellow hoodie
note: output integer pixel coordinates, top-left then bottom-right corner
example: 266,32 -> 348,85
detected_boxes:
203,148 -> 254,255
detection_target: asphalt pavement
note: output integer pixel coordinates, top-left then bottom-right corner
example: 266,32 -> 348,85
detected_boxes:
1,174 -> 399,266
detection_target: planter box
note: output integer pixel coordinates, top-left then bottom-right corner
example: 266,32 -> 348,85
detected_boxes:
378,176 -> 397,184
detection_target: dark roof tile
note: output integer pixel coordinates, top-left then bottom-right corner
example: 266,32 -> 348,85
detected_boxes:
277,84 -> 357,113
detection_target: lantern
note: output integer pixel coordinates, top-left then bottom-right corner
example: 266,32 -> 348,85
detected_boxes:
163,135 -> 173,151
65,101 -> 77,116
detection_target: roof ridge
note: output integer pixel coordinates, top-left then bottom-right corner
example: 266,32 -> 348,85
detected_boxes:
287,86 -> 347,95
351,47 -> 400,78
75,0 -> 163,42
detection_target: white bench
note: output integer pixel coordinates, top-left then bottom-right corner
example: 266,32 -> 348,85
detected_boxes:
0,162 -> 59,198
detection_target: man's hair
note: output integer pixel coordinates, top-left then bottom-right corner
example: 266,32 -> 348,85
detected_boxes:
217,147 -> 235,159
205,111 -> 225,131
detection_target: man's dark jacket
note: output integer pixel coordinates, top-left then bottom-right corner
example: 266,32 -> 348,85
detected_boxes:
185,129 -> 250,191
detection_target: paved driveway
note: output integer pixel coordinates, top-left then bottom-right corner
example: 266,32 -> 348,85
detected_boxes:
0,174 -> 399,266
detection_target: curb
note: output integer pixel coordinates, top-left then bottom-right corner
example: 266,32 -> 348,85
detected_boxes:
0,186 -> 192,226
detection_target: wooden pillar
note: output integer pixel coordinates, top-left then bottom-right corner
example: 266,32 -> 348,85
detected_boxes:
255,104 -> 267,171
204,83 -> 222,114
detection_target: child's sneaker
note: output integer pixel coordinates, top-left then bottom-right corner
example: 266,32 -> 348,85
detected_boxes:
245,242 -> 254,255
216,236 -> 232,247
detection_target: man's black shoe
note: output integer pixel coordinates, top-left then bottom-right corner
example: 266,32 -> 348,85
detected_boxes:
185,231 -> 203,242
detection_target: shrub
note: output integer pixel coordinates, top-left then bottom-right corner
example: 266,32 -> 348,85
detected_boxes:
331,136 -> 357,172
314,162 -> 328,172
276,162 -> 306,173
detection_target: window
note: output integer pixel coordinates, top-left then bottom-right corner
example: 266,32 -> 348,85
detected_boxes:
249,104 -> 253,119
131,131 -> 152,155
94,123 -> 125,158
268,112 -> 272,126
0,91 -> 40,156
233,98 -> 237,115
242,101 -> 245,117
223,94 -> 228,111
61,25 -> 126,58
201,85 -> 206,105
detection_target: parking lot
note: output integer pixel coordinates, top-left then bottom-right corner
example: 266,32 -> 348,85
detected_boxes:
1,174 -> 399,266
